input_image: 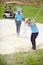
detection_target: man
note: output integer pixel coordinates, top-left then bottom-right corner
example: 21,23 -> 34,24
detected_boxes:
15,9 -> 25,36
26,18 -> 39,50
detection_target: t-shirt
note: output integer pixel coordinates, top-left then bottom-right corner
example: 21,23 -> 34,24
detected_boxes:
15,13 -> 24,22
30,24 -> 39,33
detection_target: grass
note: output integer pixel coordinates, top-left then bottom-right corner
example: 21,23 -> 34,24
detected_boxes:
0,49 -> 43,65
0,5 -> 4,19
0,5 -> 43,23
22,5 -> 43,23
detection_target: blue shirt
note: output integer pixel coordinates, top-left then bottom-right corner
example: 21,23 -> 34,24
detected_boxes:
30,24 -> 39,33
15,13 -> 24,22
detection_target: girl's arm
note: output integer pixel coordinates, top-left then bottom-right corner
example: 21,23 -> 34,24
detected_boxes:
31,19 -> 36,25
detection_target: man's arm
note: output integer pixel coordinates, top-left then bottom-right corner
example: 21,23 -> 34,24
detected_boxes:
15,14 -> 17,21
22,18 -> 25,21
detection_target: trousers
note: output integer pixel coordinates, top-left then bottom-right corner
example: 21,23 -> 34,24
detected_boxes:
15,21 -> 21,35
31,32 -> 38,49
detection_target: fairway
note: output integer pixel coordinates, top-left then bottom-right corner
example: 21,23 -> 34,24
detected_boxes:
0,5 -> 43,23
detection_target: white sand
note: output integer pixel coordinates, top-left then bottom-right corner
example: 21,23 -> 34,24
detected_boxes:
0,19 -> 43,54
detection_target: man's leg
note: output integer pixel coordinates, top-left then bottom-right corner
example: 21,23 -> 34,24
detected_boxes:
16,21 -> 21,36
17,22 -> 21,35
16,22 -> 19,35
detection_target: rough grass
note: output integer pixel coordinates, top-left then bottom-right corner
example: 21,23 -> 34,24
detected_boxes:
0,49 -> 43,65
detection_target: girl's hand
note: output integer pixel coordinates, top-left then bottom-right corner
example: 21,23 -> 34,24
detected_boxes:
31,19 -> 36,25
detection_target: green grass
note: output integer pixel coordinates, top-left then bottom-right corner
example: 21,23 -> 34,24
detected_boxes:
0,49 -> 43,65
0,5 -> 43,23
22,5 -> 43,23
0,5 -> 4,19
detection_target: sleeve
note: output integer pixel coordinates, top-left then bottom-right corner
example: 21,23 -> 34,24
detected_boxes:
15,14 -> 17,21
15,14 -> 16,19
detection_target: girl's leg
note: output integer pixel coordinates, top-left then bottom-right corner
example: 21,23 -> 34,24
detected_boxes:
31,33 -> 38,50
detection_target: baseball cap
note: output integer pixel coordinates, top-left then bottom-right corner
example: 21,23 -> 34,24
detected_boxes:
26,18 -> 31,23
17,9 -> 20,12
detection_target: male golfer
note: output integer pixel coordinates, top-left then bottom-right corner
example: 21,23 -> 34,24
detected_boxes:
15,9 -> 24,36
26,19 -> 39,50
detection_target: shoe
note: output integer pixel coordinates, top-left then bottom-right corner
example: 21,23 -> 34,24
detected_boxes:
32,47 -> 36,50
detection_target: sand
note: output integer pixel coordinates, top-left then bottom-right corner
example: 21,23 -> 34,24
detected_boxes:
0,19 -> 43,54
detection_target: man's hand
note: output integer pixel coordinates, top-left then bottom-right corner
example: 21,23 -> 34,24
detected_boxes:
22,18 -> 25,21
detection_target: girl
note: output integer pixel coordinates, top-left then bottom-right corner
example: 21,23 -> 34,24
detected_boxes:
26,18 -> 39,50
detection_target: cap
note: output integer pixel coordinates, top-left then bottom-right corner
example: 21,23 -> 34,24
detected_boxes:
17,9 -> 20,12
26,18 -> 31,23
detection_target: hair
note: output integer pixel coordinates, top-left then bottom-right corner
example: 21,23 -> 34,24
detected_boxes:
28,18 -> 31,21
